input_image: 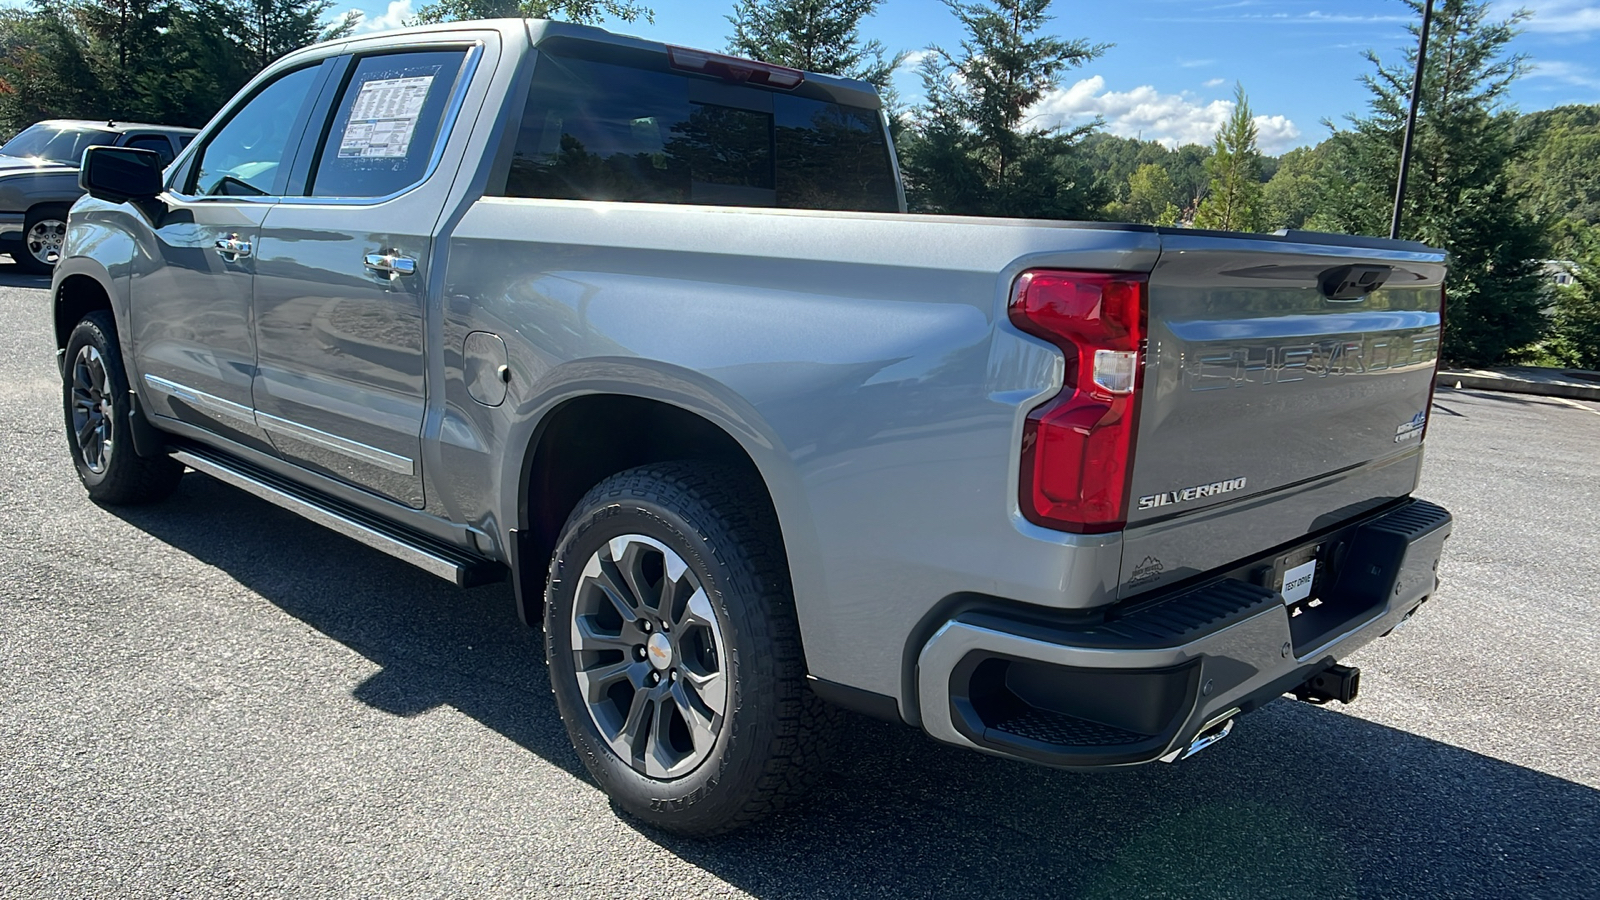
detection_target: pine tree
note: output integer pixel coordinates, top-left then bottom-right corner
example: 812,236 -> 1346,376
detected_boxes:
74,0 -> 176,105
228,0 -> 357,73
415,0 -> 650,25
1319,0 -> 1547,365
726,0 -> 896,88
1193,83 -> 1265,232
899,0 -> 1108,219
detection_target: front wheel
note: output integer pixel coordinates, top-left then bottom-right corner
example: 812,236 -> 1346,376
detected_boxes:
18,205 -> 68,274
62,312 -> 184,504
545,461 -> 834,835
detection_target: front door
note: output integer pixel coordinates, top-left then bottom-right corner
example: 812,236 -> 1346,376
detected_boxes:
133,62 -> 330,450
251,47 -> 474,509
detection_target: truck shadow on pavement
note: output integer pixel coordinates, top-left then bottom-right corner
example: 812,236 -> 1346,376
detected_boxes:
112,474 -> 1600,900
0,258 -> 51,289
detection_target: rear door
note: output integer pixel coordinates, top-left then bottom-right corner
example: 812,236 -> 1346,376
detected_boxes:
250,42 -> 481,509
1118,231 -> 1445,596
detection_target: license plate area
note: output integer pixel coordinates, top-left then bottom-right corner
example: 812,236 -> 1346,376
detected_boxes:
1260,542 -> 1332,611
1255,525 -> 1395,654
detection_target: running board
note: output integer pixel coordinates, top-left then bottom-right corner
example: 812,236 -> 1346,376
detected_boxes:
171,448 -> 506,588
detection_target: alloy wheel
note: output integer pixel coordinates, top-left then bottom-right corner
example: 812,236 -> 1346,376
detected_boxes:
70,345 -> 113,474
570,534 -> 729,780
26,218 -> 66,268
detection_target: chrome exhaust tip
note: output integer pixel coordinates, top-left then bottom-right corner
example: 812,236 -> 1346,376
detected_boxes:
1159,709 -> 1238,763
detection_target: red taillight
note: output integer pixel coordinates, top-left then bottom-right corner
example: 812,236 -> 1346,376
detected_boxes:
667,46 -> 805,89
1010,270 -> 1147,534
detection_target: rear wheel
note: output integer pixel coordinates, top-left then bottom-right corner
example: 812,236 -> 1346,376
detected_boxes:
18,205 -> 68,274
62,312 -> 183,504
545,461 -> 834,835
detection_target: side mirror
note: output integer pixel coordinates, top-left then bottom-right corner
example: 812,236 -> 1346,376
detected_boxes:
79,146 -> 164,204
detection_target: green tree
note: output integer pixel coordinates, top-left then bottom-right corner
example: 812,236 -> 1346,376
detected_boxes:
131,0 -> 251,125
415,0 -> 651,25
899,0 -> 1108,219
1546,228 -> 1600,369
75,0 -> 175,104
1511,105 -> 1600,256
1079,132 -> 1173,205
1318,0 -> 1547,366
1193,83 -> 1265,232
1264,144 -> 1327,230
0,6 -> 105,133
1,0 -> 363,134
725,0 -> 897,88
1106,162 -> 1179,225
228,0 -> 357,73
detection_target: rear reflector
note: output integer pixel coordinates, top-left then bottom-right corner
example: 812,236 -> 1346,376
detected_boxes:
667,46 -> 805,89
1010,270 -> 1147,534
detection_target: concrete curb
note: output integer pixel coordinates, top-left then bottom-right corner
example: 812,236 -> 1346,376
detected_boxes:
1438,368 -> 1600,402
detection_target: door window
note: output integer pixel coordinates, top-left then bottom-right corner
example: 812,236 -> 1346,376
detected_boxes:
123,134 -> 176,166
306,49 -> 468,199
190,65 -> 323,197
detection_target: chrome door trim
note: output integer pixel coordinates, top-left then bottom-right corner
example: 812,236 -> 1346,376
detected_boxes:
143,374 -> 259,427
255,410 -> 416,475
143,374 -> 415,476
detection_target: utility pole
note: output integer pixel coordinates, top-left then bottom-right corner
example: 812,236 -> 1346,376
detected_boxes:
1391,0 -> 1435,240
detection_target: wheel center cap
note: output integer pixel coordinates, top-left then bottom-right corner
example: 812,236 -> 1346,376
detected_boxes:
645,632 -> 673,670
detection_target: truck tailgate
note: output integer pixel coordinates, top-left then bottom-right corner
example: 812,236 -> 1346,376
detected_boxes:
1120,231 -> 1445,597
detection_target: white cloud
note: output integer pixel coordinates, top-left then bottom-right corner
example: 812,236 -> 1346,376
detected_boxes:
1526,59 -> 1600,89
1499,1 -> 1600,33
355,0 -> 413,32
1161,10 -> 1411,25
1177,58 -> 1215,68
1031,75 -> 1303,153
1203,77 -> 1227,88
897,49 -> 935,71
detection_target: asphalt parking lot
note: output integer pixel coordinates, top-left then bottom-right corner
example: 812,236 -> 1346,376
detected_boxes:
2,258 -> 1598,899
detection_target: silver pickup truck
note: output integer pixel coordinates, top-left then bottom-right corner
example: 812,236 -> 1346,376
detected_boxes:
52,19 -> 1452,835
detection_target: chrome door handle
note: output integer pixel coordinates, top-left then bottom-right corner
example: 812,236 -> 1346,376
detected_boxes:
214,234 -> 252,261
363,252 -> 417,279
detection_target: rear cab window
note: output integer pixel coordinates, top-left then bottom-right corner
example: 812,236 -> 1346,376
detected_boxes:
501,47 -> 899,212
122,133 -> 177,166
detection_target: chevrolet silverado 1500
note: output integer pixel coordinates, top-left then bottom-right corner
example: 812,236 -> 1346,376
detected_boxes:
51,19 -> 1452,835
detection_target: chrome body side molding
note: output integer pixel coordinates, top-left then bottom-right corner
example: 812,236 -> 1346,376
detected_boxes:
255,411 -> 415,475
143,374 -> 258,427
144,373 -> 415,475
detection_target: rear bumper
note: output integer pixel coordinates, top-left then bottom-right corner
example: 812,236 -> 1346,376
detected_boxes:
916,498 -> 1452,768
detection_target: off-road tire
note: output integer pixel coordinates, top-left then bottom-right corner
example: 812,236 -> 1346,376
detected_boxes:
545,460 -> 836,835
62,312 -> 183,504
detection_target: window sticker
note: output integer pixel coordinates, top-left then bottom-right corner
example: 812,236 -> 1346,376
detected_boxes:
337,75 -> 434,159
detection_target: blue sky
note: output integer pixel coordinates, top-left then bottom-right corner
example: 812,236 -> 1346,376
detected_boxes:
347,0 -> 1600,152
31,0 -> 1598,153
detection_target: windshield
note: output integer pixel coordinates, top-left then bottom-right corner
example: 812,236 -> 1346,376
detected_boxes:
0,124 -> 119,165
